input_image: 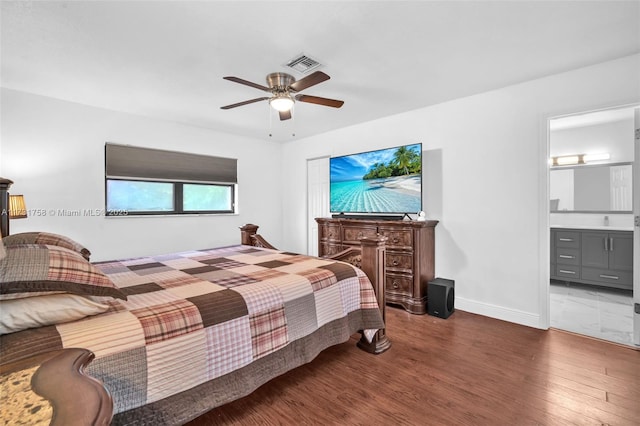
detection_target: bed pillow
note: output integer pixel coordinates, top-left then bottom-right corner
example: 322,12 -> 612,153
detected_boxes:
0,293 -> 111,334
0,244 -> 127,301
3,232 -> 91,260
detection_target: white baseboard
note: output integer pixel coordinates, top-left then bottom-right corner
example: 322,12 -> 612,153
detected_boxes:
455,297 -> 542,329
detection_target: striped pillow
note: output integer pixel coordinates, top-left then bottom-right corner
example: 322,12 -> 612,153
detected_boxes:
0,244 -> 126,301
3,232 -> 91,260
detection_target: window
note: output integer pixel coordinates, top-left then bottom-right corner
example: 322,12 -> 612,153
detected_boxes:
105,143 -> 237,216
107,180 -> 174,212
183,183 -> 233,211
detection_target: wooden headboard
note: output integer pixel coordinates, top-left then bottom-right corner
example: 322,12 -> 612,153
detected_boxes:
0,178 -> 13,238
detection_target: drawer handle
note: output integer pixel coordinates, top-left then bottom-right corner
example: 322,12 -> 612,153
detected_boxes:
358,232 -> 363,238
392,260 -> 399,266
559,238 -> 573,242
392,281 -> 399,289
558,255 -> 574,259
599,274 -> 619,280
559,269 -> 576,275
392,238 -> 399,243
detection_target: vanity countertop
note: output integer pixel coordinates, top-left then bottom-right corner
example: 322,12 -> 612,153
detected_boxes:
551,225 -> 634,232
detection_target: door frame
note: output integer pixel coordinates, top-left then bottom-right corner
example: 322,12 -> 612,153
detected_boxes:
306,156 -> 330,256
542,102 -> 640,344
633,107 -> 639,346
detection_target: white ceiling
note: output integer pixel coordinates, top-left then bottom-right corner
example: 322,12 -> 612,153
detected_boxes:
2,1 -> 639,142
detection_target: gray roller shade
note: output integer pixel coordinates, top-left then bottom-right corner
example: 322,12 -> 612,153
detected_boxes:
105,143 -> 237,184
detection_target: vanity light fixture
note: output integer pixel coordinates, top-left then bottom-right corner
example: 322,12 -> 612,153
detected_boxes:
551,155 -> 582,166
550,152 -> 610,167
583,153 -> 610,163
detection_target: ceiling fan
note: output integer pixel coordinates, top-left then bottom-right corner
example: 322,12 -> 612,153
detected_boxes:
220,71 -> 344,121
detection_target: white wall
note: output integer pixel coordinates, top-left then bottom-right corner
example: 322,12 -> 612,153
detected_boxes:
280,54 -> 640,329
0,89 -> 284,261
550,118 -> 635,163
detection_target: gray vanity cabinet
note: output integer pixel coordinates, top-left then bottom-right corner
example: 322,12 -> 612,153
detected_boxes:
551,230 -> 581,281
551,228 -> 633,290
581,231 -> 633,289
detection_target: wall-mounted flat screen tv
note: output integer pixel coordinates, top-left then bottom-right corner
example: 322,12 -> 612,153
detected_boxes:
330,143 -> 422,215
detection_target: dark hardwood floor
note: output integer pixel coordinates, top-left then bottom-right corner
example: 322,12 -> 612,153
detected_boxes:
186,307 -> 640,425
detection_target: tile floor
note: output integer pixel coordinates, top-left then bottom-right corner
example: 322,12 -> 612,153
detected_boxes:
550,280 -> 635,347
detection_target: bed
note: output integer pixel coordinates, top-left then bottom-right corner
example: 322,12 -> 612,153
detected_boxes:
0,207 -> 389,424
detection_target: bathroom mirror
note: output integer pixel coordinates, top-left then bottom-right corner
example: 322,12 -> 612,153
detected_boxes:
550,162 -> 633,213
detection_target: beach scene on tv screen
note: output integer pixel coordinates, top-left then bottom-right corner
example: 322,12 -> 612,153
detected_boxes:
330,143 -> 422,213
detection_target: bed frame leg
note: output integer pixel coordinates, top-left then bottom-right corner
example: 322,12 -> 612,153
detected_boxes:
356,236 -> 391,354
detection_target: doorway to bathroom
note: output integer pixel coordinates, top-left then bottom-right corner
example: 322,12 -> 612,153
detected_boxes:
548,105 -> 638,347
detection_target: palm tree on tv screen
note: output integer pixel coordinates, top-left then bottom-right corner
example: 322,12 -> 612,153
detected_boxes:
393,146 -> 417,175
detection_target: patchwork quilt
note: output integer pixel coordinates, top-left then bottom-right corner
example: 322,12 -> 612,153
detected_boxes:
0,245 -> 384,422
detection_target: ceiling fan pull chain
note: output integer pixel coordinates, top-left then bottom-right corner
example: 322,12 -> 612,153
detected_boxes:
292,104 -> 296,137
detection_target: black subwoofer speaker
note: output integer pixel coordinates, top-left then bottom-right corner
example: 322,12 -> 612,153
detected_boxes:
427,278 -> 455,319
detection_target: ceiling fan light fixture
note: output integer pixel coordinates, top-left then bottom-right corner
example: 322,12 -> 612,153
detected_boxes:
270,94 -> 294,112
221,71 -> 343,121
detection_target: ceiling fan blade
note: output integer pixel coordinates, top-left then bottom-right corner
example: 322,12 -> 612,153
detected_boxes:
295,94 -> 344,108
279,110 -> 292,121
223,76 -> 271,92
220,97 -> 270,109
289,71 -> 330,92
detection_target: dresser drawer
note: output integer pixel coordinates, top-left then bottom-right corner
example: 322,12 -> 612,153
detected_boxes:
386,251 -> 413,271
581,267 -> 633,288
342,225 -> 378,244
385,273 -> 413,296
322,224 -> 341,242
555,231 -> 580,249
555,265 -> 580,279
378,228 -> 412,249
555,248 -> 580,266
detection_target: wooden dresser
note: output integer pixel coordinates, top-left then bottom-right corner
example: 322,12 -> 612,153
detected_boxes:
316,217 -> 438,314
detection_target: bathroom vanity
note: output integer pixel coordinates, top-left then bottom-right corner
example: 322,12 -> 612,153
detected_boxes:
551,226 -> 633,290
549,161 -> 634,291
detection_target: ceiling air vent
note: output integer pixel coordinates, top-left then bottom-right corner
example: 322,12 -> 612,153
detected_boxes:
285,54 -> 322,74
